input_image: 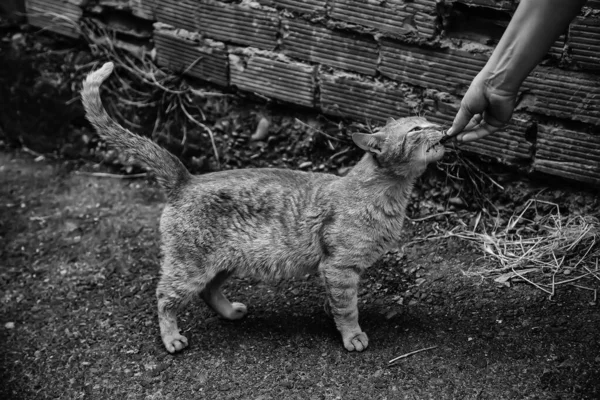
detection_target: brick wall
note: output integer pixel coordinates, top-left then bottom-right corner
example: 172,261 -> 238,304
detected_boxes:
25,0 -> 600,185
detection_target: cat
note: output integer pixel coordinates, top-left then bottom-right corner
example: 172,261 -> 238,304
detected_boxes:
81,62 -> 446,353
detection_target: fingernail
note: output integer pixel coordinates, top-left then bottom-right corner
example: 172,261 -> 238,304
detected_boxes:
446,127 -> 454,136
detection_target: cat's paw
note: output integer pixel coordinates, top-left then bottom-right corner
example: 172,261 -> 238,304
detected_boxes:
162,333 -> 188,353
343,332 -> 369,352
223,302 -> 247,320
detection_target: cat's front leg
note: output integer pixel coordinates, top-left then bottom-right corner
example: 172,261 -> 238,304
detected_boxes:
321,265 -> 369,352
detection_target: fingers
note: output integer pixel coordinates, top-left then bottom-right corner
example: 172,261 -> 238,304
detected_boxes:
447,104 -> 475,137
455,121 -> 502,142
463,114 -> 483,131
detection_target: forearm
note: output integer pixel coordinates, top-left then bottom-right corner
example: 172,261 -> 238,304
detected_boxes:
484,0 -> 586,93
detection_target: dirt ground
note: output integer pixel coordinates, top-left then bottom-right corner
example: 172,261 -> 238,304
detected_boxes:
1,148 -> 599,400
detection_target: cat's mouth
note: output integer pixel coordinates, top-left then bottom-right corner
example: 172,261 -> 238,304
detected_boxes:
423,135 -> 446,163
426,140 -> 444,153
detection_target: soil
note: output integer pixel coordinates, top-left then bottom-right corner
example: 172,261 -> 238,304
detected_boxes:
1,24 -> 600,400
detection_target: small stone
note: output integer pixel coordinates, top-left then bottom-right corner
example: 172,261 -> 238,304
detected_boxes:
5,322 -> 15,329
139,378 -> 152,388
448,197 -> 464,206
298,161 -> 312,169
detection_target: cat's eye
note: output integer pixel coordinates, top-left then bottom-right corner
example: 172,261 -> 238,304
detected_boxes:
408,126 -> 423,134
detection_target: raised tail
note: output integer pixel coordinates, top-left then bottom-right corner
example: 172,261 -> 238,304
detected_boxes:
81,62 -> 191,196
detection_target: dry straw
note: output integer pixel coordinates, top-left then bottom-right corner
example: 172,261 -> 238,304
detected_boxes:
452,199 -> 600,297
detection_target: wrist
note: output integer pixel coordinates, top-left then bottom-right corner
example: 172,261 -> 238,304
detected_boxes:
477,63 -> 520,97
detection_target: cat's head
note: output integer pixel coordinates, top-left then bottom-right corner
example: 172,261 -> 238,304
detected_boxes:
352,116 -> 445,178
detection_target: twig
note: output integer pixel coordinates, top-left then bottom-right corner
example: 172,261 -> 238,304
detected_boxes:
75,171 -> 148,179
407,212 -> 454,223
388,346 -> 437,364
294,118 -> 345,142
180,103 -> 220,165
21,146 -> 43,158
329,148 -> 352,161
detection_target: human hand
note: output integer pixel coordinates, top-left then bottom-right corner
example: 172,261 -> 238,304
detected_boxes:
446,71 -> 518,142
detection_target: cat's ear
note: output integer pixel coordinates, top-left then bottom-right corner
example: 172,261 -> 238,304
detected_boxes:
352,133 -> 385,154
385,117 -> 396,125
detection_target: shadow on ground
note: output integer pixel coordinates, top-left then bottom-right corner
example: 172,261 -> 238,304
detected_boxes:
1,151 -> 599,400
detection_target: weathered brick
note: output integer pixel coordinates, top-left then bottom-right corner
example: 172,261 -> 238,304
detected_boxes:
534,124 -> 600,185
129,0 -> 155,20
282,19 -> 378,75
98,0 -> 129,8
451,0 -> 514,10
569,17 -> 600,71
198,0 -> 279,50
519,67 -> 600,126
379,40 -> 489,95
229,52 -> 316,107
319,73 -> 415,123
548,35 -> 566,60
329,0 -> 437,38
424,94 -> 534,163
585,0 -> 600,10
97,0 -> 155,20
154,0 -> 197,32
272,0 -> 326,14
154,27 -> 228,86
25,0 -> 82,38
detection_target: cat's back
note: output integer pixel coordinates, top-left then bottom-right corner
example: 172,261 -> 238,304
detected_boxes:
167,167 -> 338,222
190,168 -> 335,192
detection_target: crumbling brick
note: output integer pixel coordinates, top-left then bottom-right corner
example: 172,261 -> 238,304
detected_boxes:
272,0 -> 326,14
585,0 -> 600,10
534,124 -> 600,185
379,40 -> 489,95
25,0 -> 82,38
154,0 -> 198,32
197,0 -> 279,50
451,0 -> 514,10
329,0 -> 437,39
229,52 -> 316,107
519,67 -> 600,126
319,73 -> 415,123
129,0 -> 155,20
282,19 -> 378,75
154,27 -> 228,86
568,16 -> 600,72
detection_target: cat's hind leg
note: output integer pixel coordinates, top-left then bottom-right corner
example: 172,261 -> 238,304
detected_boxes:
156,256 -> 206,353
201,270 -> 247,320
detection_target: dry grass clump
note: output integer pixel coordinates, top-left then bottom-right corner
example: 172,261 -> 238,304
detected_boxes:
452,199 -> 600,298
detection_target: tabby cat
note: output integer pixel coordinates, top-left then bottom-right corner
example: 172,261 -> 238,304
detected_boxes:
81,62 -> 446,353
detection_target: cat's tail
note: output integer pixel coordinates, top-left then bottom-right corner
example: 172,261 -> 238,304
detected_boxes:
81,62 -> 191,196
